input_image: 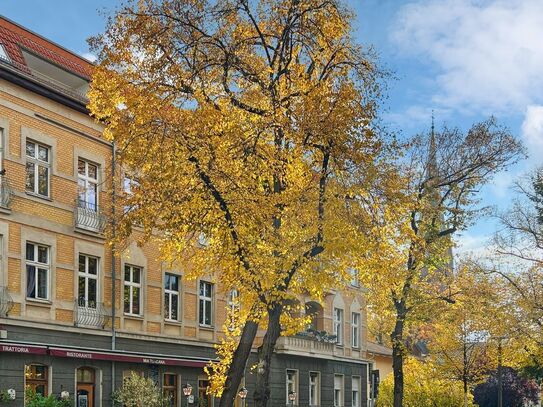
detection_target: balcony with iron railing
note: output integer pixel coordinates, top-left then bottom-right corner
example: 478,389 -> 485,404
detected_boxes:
0,286 -> 14,317
74,298 -> 111,329
74,199 -> 106,234
0,174 -> 13,210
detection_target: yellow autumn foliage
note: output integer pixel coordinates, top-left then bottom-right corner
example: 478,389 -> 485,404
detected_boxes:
376,358 -> 476,407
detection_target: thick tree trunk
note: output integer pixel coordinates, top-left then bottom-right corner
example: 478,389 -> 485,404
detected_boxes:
254,304 -> 283,407
218,320 -> 259,407
391,305 -> 406,407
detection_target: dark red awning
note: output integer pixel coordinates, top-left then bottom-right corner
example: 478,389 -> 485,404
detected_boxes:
0,341 -> 209,368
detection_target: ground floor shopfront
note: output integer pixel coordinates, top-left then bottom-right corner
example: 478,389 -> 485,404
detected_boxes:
0,323 -> 215,407
0,324 -> 379,407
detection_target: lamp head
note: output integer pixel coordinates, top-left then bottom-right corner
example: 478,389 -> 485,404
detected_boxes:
238,387 -> 248,399
182,383 -> 193,396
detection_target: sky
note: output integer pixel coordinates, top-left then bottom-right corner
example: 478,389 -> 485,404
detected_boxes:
2,0 -> 542,258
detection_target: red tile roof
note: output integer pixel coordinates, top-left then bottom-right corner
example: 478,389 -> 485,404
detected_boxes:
0,16 -> 92,79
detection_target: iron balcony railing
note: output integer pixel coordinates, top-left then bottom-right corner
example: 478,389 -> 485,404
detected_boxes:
74,298 -> 111,328
0,286 -> 14,317
74,199 -> 106,233
0,175 -> 13,209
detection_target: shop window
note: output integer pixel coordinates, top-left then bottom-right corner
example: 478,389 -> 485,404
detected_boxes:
198,378 -> 212,407
352,376 -> 361,407
286,369 -> 298,405
163,373 -> 178,407
309,371 -> 320,407
25,364 -> 48,396
334,374 -> 343,407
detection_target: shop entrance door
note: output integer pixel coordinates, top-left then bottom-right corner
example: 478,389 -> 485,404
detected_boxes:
77,367 -> 96,407
76,384 -> 94,407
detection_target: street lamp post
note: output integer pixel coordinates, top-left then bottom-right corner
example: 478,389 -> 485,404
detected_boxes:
497,338 -> 503,407
288,390 -> 296,406
238,386 -> 248,407
182,383 -> 193,407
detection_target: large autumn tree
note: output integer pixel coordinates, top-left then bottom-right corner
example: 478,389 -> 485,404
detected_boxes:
88,1 -> 384,406
360,121 -> 523,407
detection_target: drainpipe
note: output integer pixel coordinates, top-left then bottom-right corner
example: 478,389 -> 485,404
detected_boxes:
111,140 -> 117,406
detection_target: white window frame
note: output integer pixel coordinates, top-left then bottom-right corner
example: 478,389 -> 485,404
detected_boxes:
124,264 -> 142,316
77,159 -> 99,211
352,312 -> 360,348
349,268 -> 360,287
309,371 -> 320,407
198,281 -> 213,327
228,289 -> 240,312
286,369 -> 298,405
0,127 -> 4,174
25,139 -> 50,197
164,272 -> 180,321
25,242 -> 49,301
0,44 -> 10,62
352,376 -> 361,407
334,374 -> 344,407
333,308 -> 344,345
78,254 -> 99,308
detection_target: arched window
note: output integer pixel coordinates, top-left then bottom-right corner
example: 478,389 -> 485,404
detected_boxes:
77,367 -> 95,383
305,301 -> 324,332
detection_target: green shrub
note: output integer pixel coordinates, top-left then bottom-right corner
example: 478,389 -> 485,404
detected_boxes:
112,372 -> 170,407
25,388 -> 72,407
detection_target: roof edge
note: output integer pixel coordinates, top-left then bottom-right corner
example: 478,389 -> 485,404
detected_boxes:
0,15 -> 95,66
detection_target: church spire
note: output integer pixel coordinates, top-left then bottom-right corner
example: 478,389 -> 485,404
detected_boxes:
428,110 -> 438,179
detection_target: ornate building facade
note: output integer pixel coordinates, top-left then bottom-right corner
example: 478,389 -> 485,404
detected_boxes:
0,15 -> 390,407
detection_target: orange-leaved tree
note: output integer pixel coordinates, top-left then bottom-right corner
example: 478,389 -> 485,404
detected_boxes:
88,1 -> 386,406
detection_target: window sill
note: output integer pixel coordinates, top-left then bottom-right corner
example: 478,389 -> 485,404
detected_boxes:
199,324 -> 214,330
26,298 -> 52,307
124,313 -> 143,319
165,319 -> 182,326
25,191 -> 53,202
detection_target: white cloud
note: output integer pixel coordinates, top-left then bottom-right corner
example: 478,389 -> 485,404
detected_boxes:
521,105 -> 543,162
454,232 -> 492,259
392,0 -> 543,114
81,52 -> 97,63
